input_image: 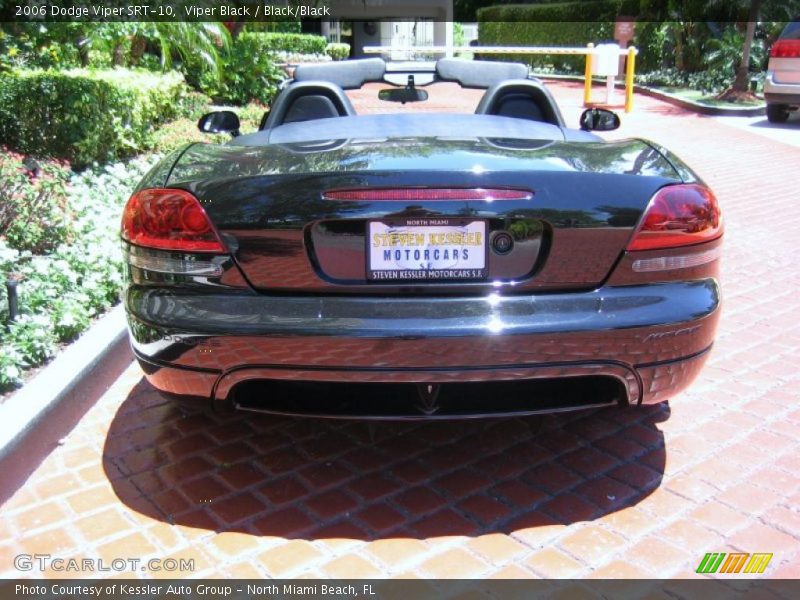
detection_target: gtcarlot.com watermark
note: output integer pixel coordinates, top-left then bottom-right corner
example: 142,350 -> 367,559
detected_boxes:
14,553 -> 194,573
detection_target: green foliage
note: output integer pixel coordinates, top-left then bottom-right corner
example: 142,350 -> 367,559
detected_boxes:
455,0 -> 519,22
0,23 -> 85,70
454,22 -> 465,48
477,1 -> 639,72
705,25 -> 765,76
0,68 -> 203,167
133,22 -> 230,74
244,21 -> 303,34
636,20 -> 773,84
0,156 -> 158,391
326,43 -> 351,61
634,20 -> 671,72
202,34 -> 285,105
151,102 -> 266,154
1,22 -> 230,76
638,0 -> 738,21
253,33 -> 328,55
659,21 -> 714,73
0,150 -> 72,254
635,67 -> 734,94
186,32 -> 320,105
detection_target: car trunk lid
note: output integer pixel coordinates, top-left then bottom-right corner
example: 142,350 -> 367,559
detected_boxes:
169,137 -> 682,293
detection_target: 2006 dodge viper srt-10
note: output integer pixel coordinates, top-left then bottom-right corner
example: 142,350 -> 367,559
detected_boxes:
121,58 -> 722,419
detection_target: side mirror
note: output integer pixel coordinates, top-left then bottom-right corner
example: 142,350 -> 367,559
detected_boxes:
198,111 -> 241,137
579,108 -> 620,132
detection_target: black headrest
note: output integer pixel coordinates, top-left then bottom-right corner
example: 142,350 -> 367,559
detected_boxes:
475,79 -> 565,127
262,81 -> 356,130
283,96 -> 340,124
435,58 -> 530,89
294,58 -> 386,90
494,95 -> 545,122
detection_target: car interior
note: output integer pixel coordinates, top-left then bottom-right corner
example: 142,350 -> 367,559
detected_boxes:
258,57 -> 565,130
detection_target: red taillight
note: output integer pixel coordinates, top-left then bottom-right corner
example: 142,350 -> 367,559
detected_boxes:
770,39 -> 800,58
627,184 -> 722,251
121,188 -> 226,253
323,188 -> 533,201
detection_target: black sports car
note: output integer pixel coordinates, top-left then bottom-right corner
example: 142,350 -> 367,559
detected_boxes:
121,58 -> 722,419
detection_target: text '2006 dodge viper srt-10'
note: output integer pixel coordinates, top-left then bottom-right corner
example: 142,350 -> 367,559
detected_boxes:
121,58 -> 722,419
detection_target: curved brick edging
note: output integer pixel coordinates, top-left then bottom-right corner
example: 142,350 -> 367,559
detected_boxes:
537,74 -> 766,117
0,305 -> 131,500
632,84 -> 766,117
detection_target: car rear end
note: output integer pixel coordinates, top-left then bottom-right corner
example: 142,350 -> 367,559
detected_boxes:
765,20 -> 800,122
121,138 -> 721,419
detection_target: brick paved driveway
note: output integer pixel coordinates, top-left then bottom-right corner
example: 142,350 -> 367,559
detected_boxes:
2,81 -> 799,580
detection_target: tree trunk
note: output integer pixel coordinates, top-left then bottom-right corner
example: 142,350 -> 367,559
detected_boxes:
672,23 -> 685,71
130,36 -> 147,66
76,37 -> 90,67
732,0 -> 762,92
113,43 -> 126,66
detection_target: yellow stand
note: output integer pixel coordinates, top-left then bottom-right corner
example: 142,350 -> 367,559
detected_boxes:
584,44 -> 638,113
583,43 -> 594,107
624,46 -> 637,113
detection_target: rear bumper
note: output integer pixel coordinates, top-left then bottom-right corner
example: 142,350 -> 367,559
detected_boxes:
764,71 -> 800,105
126,279 -> 720,412
764,93 -> 800,106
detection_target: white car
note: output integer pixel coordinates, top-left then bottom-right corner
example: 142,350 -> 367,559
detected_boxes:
765,20 -> 800,123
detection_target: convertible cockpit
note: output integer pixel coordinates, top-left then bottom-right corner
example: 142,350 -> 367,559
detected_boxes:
257,57 -> 566,132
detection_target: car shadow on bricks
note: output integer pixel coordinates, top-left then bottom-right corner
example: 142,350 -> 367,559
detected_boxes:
102,378 -> 668,540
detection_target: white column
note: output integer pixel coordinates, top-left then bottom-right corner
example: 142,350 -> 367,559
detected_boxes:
433,20 -> 452,59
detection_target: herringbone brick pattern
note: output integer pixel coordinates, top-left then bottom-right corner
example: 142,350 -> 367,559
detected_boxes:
1,80 -> 798,579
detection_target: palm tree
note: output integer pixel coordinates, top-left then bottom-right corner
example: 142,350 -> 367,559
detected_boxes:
727,0 -> 762,97
87,22 -> 230,79
131,22 -> 231,80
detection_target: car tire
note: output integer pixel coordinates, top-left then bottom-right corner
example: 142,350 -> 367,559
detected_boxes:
766,103 -> 790,123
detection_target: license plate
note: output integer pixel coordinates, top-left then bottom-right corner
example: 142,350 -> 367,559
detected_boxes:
367,218 -> 487,281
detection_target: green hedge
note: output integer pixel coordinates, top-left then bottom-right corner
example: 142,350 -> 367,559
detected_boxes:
478,1 -> 639,72
0,68 -> 204,167
255,32 -> 328,55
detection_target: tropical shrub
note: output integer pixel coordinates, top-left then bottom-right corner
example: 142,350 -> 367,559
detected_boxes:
190,33 -> 289,105
0,150 -> 72,254
704,25 -> 765,79
184,32 -> 331,104
244,22 -> 303,34
0,23 -> 84,70
635,67 -> 737,94
326,43 -> 351,61
0,68 -> 205,167
0,156 -> 158,391
1,22 -> 231,75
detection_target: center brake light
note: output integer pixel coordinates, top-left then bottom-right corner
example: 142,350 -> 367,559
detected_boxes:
323,188 -> 533,202
627,184 -> 722,251
121,188 -> 226,253
770,39 -> 800,58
